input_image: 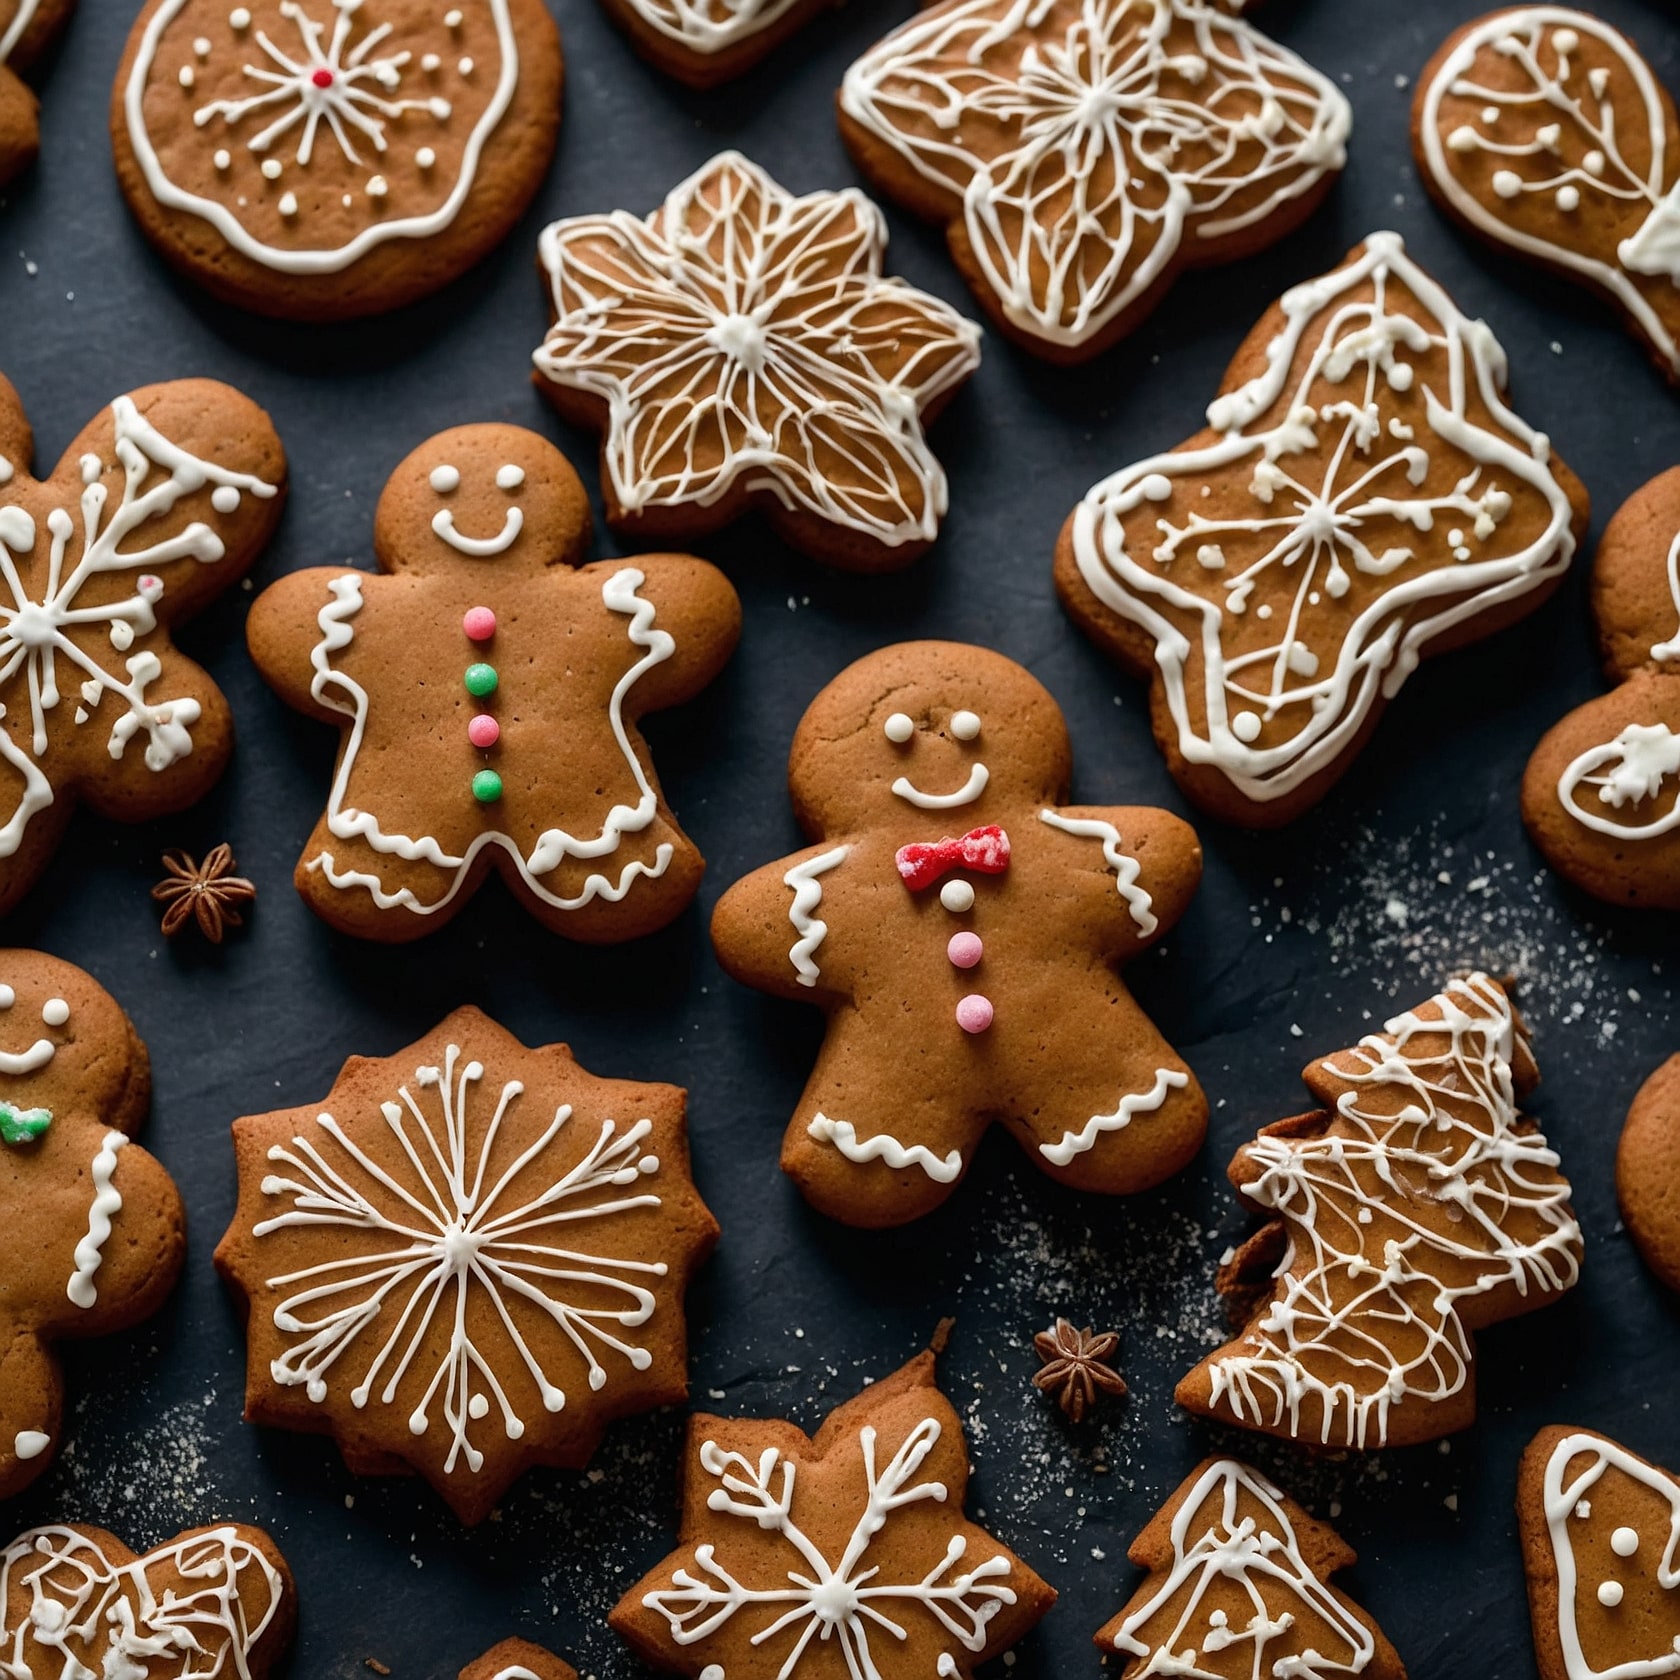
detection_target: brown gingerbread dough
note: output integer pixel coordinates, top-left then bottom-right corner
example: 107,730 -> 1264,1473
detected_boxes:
459,1639 -> 576,1680
1617,1053 -> 1680,1294
0,0 -> 77,186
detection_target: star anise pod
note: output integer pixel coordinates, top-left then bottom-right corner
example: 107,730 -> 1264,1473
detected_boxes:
1032,1318 -> 1127,1421
152,845 -> 256,943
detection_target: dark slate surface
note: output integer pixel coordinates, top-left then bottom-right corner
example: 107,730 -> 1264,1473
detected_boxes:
1,0 -> 1677,1674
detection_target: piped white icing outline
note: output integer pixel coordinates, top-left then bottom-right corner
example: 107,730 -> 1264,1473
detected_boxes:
806,1114 -> 963,1183
891,763 -> 989,810
1037,807 -> 1156,935
0,0 -> 41,64
433,505 -> 524,556
783,844 -> 848,987
67,1129 -> 126,1308
1038,1065 -> 1187,1166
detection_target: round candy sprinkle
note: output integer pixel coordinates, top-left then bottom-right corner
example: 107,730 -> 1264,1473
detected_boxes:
1597,1581 -> 1624,1609
462,606 -> 496,642
939,879 -> 975,913
464,662 -> 497,697
467,714 -> 500,749
947,932 -> 982,969
471,769 -> 503,804
955,994 -> 994,1034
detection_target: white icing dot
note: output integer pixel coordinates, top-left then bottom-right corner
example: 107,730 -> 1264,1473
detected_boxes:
444,6 -> 462,23
421,51 -> 440,70
1139,473 -> 1173,503
458,55 -> 473,74
0,986 -> 15,1009
260,157 -> 282,180
1196,543 -> 1226,570
193,34 -> 211,54
12,1431 -> 48,1461
1553,27 -> 1578,54
1598,1580 -> 1624,1608
1231,711 -> 1262,743
1576,1500 -> 1592,1520
279,192 -> 298,217
950,709 -> 980,741
416,146 -> 437,168
1446,125 -> 1479,153
367,176 -> 388,199
1584,149 -> 1605,176
495,464 -> 525,490
1481,105 -> 1500,125
883,711 -> 914,744
1557,186 -> 1580,212
229,5 -> 250,24
212,486 -> 241,514
1611,1526 -> 1639,1557
1255,603 -> 1273,620
213,148 -> 231,170
468,1394 -> 489,1419
940,879 -> 975,914
341,192 -> 353,208
1492,170 -> 1523,200
430,464 -> 461,493
40,998 -> 69,1028
177,64 -> 195,87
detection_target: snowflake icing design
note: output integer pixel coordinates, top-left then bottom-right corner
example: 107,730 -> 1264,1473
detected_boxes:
1069,231 -> 1578,806
624,0 -> 801,57
255,1042 -> 671,1474
193,0 -> 452,167
840,0 -> 1350,347
644,1417 -> 1018,1678
533,151 -> 982,550
0,396 -> 276,860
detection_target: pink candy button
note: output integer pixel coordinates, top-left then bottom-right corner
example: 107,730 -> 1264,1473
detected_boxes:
468,714 -> 500,749
955,994 -> 994,1035
947,931 -> 982,969
462,606 -> 497,642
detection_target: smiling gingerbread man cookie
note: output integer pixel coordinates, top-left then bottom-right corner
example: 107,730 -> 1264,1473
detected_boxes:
248,424 -> 740,942
711,640 -> 1206,1227
0,950 -> 185,1498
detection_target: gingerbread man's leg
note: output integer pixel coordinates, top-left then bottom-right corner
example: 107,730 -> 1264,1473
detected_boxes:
0,1322 -> 61,1492
294,812 -> 481,942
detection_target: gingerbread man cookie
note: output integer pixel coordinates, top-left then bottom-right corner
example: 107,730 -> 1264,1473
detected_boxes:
840,0 -> 1351,363
0,0 -> 75,188
0,376 -> 284,918
1524,466 -> 1680,908
1178,974 -> 1582,1450
532,151 -> 982,573
1415,9 -> 1680,383
112,0 -> 562,320
0,950 -> 185,1498
612,1343 -> 1056,1680
460,1640 -> 575,1680
216,1006 -> 718,1525
1617,1054 -> 1680,1295
0,1522 -> 292,1676
711,640 -> 1206,1228
1518,1426 -> 1680,1680
1056,231 -> 1589,827
1099,1457 -> 1407,1677
247,423 -> 739,943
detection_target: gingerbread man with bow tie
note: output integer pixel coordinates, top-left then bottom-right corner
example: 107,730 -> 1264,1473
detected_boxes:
711,640 -> 1207,1227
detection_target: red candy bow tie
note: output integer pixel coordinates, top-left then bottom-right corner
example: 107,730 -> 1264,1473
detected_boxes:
896,826 -> 1010,891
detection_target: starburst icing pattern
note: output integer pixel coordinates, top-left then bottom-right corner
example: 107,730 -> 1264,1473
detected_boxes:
1417,7 -> 1680,376
0,395 -> 276,862
0,1524 -> 287,1679
1067,231 -> 1578,809
533,151 -> 982,555
1185,973 -> 1581,1449
841,0 -> 1350,352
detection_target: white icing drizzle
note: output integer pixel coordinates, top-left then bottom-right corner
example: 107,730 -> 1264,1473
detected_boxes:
1541,1432 -> 1680,1680
1653,531 -> 1680,664
0,0 -> 41,64
783,844 -> 849,987
1206,973 -> 1581,1448
807,1114 -> 963,1183
643,1416 -> 1016,1674
304,565 -> 678,916
489,1670 -> 542,1680
0,1524 -> 285,1679
1112,1458 -> 1375,1675
533,152 -> 982,550
123,0 -> 519,276
1418,8 -> 1680,373
1038,1065 -> 1188,1167
840,0 -> 1351,350
1558,722 -> 1680,840
1037,807 -> 1156,935
433,504 -> 523,556
254,1042 -> 670,1475
66,1130 -> 127,1309
0,396 -> 277,860
10,1430 -> 47,1461
1070,232 -> 1577,805
892,762 -> 989,810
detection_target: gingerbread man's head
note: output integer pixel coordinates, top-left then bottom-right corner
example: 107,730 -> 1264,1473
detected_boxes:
375,424 -> 592,579
788,642 -> 1072,836
0,951 -> 144,1125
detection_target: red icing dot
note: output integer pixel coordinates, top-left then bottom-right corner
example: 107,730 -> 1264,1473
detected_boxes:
955,994 -> 994,1034
462,606 -> 497,642
468,714 -> 499,749
311,67 -> 335,87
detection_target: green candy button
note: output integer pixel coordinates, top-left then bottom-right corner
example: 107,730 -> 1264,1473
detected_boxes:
464,662 -> 498,698
0,1102 -> 51,1145
472,769 -> 504,804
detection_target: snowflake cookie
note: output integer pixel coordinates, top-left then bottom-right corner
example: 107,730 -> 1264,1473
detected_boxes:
0,1521 -> 294,1678
1415,8 -> 1680,383
0,375 -> 284,915
612,1343 -> 1055,1680
1178,973 -> 1582,1451
0,0 -> 75,187
461,1641 -> 576,1680
711,639 -> 1206,1228
1518,1426 -> 1680,1680
245,422 -> 739,943
113,0 -> 563,320
1524,466 -> 1680,908
532,151 -> 983,573
1056,231 -> 1589,827
840,0 -> 1351,363
216,1005 -> 719,1524
1098,1457 -> 1406,1678
0,950 -> 185,1498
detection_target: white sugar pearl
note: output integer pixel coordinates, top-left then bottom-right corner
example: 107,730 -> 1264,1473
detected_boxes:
278,192 -> 298,216
1231,711 -> 1262,743
213,149 -> 231,170
940,880 -> 975,914
1557,186 -> 1580,211
444,7 -> 463,24
40,998 -> 68,1027
211,486 -> 241,513
1598,1581 -> 1624,1609
193,35 -> 211,55
430,464 -> 461,493
416,147 -> 436,169
1611,1527 -> 1639,1558
950,709 -> 980,741
422,51 -> 440,70
883,712 -> 914,744
229,6 -> 250,25
260,157 -> 281,179
458,55 -> 473,73
367,175 -> 388,198
178,64 -> 195,87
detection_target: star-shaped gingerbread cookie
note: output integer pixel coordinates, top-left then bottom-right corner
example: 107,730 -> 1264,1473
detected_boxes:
532,150 -> 983,573
216,1006 -> 719,1525
840,0 -> 1351,363
0,0 -> 75,187
712,639 -> 1206,1227
246,422 -> 739,943
0,376 -> 284,914
1056,231 -> 1589,827
612,1344 -> 1055,1679
0,949 -> 185,1497
0,1521 -> 293,1677
460,1640 -> 576,1680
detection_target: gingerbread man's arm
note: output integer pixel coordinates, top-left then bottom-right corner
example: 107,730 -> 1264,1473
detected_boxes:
581,554 -> 741,715
712,841 -> 858,1003
247,565 -> 383,722
1037,804 -> 1201,956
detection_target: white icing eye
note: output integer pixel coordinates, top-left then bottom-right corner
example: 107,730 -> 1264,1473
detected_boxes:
429,464 -> 461,493
884,712 -> 915,744
496,464 -> 525,491
0,986 -> 13,1009
41,998 -> 68,1028
950,710 -> 981,741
